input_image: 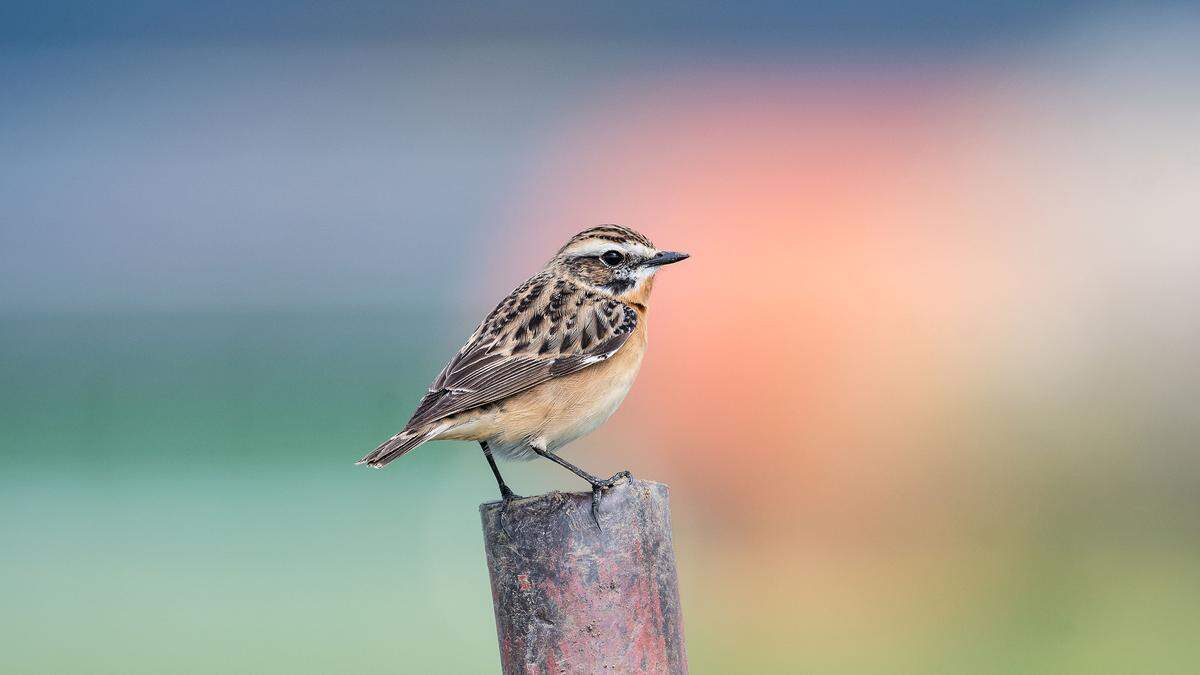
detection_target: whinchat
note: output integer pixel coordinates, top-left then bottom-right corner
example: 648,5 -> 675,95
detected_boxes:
357,225 -> 688,522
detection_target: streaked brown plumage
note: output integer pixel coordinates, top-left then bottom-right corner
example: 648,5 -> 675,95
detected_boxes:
357,225 -> 687,520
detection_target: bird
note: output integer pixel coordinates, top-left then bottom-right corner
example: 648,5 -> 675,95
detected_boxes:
357,224 -> 688,524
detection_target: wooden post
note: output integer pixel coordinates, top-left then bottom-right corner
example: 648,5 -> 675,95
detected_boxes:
479,478 -> 688,674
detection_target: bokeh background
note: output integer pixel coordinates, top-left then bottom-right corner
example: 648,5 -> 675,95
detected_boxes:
3,2 -> 1199,673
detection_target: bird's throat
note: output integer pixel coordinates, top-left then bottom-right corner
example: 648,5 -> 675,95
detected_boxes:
615,275 -> 655,311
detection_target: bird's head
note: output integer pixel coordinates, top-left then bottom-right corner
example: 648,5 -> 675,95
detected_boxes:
550,225 -> 689,304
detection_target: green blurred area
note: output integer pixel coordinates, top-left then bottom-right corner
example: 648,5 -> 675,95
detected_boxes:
3,310 -> 1198,673
1,309 -> 501,672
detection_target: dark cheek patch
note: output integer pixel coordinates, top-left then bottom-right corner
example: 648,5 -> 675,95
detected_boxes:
603,278 -> 634,294
562,256 -> 637,294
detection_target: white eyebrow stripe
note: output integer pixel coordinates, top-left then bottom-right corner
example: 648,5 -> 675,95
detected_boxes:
563,240 -> 656,259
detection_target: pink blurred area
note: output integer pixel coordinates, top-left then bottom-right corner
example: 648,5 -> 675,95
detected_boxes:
480,53 -> 1200,666
499,56 -> 1200,546
500,73 -> 1021,530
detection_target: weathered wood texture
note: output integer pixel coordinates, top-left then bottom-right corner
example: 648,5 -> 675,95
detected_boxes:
480,479 -> 688,674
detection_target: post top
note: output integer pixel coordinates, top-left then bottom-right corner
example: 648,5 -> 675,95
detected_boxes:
478,476 -> 668,512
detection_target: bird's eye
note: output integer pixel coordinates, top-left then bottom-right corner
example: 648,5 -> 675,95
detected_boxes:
600,250 -> 625,266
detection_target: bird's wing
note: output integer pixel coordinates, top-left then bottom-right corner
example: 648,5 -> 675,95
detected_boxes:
404,273 -> 638,431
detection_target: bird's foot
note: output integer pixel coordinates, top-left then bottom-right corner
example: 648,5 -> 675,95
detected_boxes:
497,485 -> 523,534
588,470 -> 633,531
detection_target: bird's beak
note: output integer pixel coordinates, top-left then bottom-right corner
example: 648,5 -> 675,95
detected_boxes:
642,251 -> 690,267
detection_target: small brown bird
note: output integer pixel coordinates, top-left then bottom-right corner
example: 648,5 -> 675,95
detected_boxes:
358,225 -> 688,521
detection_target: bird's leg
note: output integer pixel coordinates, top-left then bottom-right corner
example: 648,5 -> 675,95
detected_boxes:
482,441 -> 522,534
529,444 -> 632,530
481,441 -> 520,501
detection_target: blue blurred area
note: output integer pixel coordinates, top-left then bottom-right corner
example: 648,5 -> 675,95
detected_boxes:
0,0 -> 1179,312
1,1 -> 1103,46
0,41 -> 605,310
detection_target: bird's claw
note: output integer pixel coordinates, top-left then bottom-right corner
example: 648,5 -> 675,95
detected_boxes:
607,470 -> 632,485
497,486 -> 522,535
588,470 -> 633,531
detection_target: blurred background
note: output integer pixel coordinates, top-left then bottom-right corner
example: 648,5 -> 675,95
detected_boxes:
3,1 -> 1199,673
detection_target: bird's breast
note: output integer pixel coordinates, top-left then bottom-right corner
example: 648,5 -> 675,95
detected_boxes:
546,333 -> 645,448
486,314 -> 648,455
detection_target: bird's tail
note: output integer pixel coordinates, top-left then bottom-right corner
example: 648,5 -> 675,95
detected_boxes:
356,426 -> 438,468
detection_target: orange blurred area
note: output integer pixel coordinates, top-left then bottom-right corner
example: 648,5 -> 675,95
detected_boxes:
504,75 -> 1037,537
491,51 -> 1200,561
